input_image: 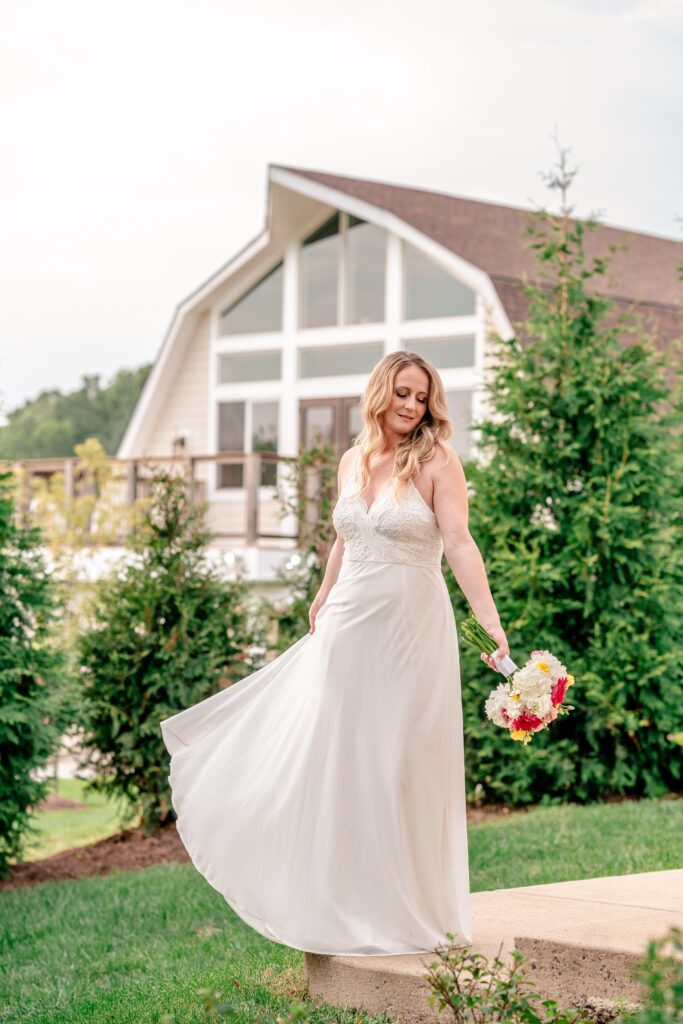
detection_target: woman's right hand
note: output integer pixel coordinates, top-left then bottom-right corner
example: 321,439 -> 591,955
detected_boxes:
308,593 -> 326,634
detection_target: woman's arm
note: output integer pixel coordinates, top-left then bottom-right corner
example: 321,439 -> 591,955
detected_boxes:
308,451 -> 350,633
432,443 -> 509,670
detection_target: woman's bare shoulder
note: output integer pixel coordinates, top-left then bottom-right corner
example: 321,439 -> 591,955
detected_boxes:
337,447 -> 358,488
429,439 -> 457,470
428,440 -> 465,485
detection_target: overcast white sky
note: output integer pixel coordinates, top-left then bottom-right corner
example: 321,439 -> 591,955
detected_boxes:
1,0 -> 681,417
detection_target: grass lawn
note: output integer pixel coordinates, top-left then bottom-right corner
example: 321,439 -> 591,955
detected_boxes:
1,795 -> 681,1024
22,778 -> 130,862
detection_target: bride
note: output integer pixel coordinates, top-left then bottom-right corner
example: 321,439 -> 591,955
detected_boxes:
160,351 -> 509,957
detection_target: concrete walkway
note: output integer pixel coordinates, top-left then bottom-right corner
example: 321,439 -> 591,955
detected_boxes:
305,868 -> 683,1023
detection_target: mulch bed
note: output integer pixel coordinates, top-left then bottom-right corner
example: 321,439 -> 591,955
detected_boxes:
0,825 -> 190,892
0,804 -> 525,893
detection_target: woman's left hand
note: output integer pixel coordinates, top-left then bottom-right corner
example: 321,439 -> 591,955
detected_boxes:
479,622 -> 510,673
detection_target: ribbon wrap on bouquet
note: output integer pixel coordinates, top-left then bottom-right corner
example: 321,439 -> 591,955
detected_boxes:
491,653 -> 519,677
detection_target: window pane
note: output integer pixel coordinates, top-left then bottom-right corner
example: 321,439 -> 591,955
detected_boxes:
346,217 -> 386,324
446,391 -> 473,458
404,337 -> 475,368
217,402 -> 245,488
252,401 -> 279,486
218,350 -> 281,383
300,214 -> 340,328
403,243 -> 475,320
219,262 -> 283,336
299,342 -> 384,378
303,406 -> 334,447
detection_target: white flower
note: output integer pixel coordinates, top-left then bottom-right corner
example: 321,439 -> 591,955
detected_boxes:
529,651 -> 566,683
527,692 -> 553,719
512,664 -> 551,702
485,683 -> 511,728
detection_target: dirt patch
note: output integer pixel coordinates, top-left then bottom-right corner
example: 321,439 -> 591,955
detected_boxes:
37,793 -> 89,812
466,803 -> 529,825
1,803 -> 527,893
1,824 -> 190,892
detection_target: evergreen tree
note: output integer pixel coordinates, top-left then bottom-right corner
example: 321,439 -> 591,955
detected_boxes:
78,471 -> 260,831
0,471 -> 62,876
446,147 -> 683,804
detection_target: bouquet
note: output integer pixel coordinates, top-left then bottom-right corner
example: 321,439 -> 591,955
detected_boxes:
460,616 -> 574,744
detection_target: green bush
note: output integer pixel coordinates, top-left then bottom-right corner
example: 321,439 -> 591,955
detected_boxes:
0,470 -> 63,876
446,148 -> 683,805
424,935 -> 591,1023
620,927 -> 683,1024
264,442 -> 338,652
423,927 -> 683,1023
77,471 -> 260,831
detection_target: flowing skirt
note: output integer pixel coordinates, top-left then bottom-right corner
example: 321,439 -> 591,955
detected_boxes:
160,557 -> 472,956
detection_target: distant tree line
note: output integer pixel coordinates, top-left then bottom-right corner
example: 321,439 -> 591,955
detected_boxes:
0,364 -> 152,460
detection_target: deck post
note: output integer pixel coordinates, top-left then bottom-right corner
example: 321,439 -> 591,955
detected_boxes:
245,453 -> 260,545
125,460 -> 138,504
64,458 -> 76,500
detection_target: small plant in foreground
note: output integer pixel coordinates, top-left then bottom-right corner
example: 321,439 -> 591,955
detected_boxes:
155,986 -> 238,1022
423,934 -> 591,1023
619,927 -> 683,1024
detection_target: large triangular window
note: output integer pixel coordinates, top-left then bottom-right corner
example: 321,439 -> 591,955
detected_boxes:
403,243 -> 475,320
219,261 -> 284,336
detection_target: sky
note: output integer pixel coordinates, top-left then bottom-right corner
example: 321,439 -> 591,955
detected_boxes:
1,0 -> 681,418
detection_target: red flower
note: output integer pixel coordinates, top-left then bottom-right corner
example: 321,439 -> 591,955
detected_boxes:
511,712 -> 543,732
551,677 -> 568,706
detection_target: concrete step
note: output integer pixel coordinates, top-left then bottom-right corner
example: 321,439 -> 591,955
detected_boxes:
305,868 -> 683,1023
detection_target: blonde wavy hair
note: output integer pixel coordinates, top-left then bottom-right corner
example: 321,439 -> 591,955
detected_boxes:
349,351 -> 453,504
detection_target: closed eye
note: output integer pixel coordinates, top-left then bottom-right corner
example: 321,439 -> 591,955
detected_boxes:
397,391 -> 427,403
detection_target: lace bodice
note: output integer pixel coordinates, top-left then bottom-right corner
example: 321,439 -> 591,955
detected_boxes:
332,451 -> 444,568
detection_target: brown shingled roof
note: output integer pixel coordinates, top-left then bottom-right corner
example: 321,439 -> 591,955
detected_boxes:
275,166 -> 681,350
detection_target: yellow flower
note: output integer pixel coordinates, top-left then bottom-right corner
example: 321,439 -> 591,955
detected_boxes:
510,729 -> 527,741
537,662 -> 550,672
511,693 -> 521,702
566,674 -> 575,687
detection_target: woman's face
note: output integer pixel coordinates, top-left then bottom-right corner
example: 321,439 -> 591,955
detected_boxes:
383,364 -> 430,437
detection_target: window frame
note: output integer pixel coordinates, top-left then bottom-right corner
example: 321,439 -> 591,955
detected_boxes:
297,211 -> 387,331
217,259 -> 285,337
214,397 -> 281,494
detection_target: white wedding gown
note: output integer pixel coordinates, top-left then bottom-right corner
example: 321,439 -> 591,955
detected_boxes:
160,449 -> 472,956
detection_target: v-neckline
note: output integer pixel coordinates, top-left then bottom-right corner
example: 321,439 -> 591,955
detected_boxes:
358,481 -> 393,515
354,457 -> 395,515
351,454 -> 436,518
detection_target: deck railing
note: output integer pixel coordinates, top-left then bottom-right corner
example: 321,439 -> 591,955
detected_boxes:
4,451 -> 308,546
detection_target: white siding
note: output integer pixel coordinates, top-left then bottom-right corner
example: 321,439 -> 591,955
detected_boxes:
144,312 -> 210,455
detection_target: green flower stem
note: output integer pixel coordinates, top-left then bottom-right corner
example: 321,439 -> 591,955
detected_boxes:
460,615 -> 516,684
460,615 -> 498,655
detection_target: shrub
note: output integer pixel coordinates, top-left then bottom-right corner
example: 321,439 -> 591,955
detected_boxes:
423,935 -> 591,1023
619,927 -> 682,1024
77,470 -> 259,831
446,146 -> 683,805
0,470 -> 63,876
264,442 -> 338,652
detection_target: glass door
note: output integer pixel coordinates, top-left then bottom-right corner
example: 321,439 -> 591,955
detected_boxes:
299,397 -> 363,460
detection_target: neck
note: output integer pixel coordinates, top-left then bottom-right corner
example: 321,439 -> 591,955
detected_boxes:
380,429 -> 403,453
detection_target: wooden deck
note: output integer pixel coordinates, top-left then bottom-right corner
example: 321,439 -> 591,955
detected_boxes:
4,451 -> 317,547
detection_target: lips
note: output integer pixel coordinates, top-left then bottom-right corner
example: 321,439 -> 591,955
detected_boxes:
398,414 -> 413,421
